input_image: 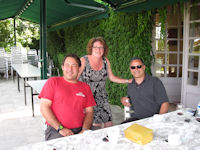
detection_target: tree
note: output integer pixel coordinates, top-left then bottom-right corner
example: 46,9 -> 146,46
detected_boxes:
0,19 -> 14,51
0,18 -> 40,52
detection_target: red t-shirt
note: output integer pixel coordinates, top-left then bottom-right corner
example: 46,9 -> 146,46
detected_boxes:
39,77 -> 96,129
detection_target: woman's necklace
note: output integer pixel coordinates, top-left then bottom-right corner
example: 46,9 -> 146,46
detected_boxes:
89,56 -> 103,71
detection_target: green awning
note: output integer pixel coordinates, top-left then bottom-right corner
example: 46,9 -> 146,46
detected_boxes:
0,0 -> 108,31
0,0 -> 109,79
0,0 -> 188,30
102,0 -> 188,12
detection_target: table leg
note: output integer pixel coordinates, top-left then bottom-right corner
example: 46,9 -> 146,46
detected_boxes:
24,78 -> 27,105
31,87 -> 35,117
11,67 -> 14,81
17,73 -> 20,92
12,68 -> 15,83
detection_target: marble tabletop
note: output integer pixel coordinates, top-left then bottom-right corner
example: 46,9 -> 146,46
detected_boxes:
26,79 -> 47,94
13,109 -> 200,150
11,63 -> 40,78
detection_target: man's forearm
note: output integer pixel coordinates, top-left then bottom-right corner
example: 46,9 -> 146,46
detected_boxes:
40,104 -> 61,130
82,112 -> 93,130
159,102 -> 169,114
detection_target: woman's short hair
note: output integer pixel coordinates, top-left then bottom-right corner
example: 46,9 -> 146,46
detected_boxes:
62,53 -> 81,67
86,37 -> 108,56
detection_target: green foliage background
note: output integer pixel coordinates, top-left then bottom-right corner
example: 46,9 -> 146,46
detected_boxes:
0,18 -> 39,51
0,19 -> 14,51
47,9 -> 155,106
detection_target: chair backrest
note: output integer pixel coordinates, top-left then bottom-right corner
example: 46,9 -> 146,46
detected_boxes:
0,57 -> 7,70
11,46 -> 21,54
0,47 -> 5,55
0,48 -> 10,72
5,52 -> 11,68
37,50 -> 60,76
28,49 -> 37,55
27,49 -> 38,67
37,50 -> 49,59
21,47 -> 28,63
0,56 -> 8,79
47,58 -> 60,77
11,46 -> 23,64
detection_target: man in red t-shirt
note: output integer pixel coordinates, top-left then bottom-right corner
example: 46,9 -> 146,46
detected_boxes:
39,54 -> 96,141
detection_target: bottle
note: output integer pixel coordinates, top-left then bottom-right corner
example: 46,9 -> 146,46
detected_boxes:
176,104 -> 183,110
196,102 -> 200,118
176,104 -> 183,115
195,102 -> 200,122
124,98 -> 131,120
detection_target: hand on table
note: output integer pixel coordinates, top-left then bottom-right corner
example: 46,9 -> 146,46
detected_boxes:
78,130 -> 86,134
59,128 -> 74,136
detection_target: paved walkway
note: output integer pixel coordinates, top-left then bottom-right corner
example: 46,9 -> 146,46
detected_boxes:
0,77 -> 124,150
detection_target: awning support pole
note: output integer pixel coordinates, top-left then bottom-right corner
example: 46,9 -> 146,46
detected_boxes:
40,0 -> 47,79
14,18 -> 16,46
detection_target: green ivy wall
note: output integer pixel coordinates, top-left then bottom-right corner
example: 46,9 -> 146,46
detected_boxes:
47,9 -> 155,106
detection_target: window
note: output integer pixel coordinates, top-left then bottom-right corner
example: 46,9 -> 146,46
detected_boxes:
153,5 -> 183,78
187,3 -> 200,86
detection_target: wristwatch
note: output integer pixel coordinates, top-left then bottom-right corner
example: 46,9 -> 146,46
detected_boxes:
57,125 -> 64,132
82,128 -> 89,131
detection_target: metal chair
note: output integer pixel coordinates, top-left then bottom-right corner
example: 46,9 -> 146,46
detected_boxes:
27,49 -> 38,67
11,46 -> 23,79
0,48 -> 9,79
0,47 -> 5,55
37,50 -> 60,77
0,56 -> 9,79
5,52 -> 11,71
21,47 -> 28,63
48,59 -> 60,77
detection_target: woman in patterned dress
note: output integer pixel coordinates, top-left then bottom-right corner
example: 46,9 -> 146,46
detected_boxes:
78,37 -> 131,130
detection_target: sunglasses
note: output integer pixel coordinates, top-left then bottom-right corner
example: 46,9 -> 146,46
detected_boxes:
130,65 -> 142,70
93,46 -> 104,50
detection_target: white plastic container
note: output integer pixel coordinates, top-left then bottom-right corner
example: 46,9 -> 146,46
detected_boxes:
176,104 -> 183,110
196,102 -> 200,118
124,106 -> 131,120
176,104 -> 183,115
124,98 -> 131,120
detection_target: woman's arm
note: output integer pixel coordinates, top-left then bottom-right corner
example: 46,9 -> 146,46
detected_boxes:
77,57 -> 86,79
106,58 -> 131,83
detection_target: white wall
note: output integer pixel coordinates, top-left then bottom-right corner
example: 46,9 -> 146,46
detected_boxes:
160,78 -> 182,103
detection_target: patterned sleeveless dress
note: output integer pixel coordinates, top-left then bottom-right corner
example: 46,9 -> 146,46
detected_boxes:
79,55 -> 112,123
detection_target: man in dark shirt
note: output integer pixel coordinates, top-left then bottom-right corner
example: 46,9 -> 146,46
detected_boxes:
121,57 -> 169,123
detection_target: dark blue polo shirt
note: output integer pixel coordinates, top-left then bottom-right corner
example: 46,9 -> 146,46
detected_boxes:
127,74 -> 169,119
